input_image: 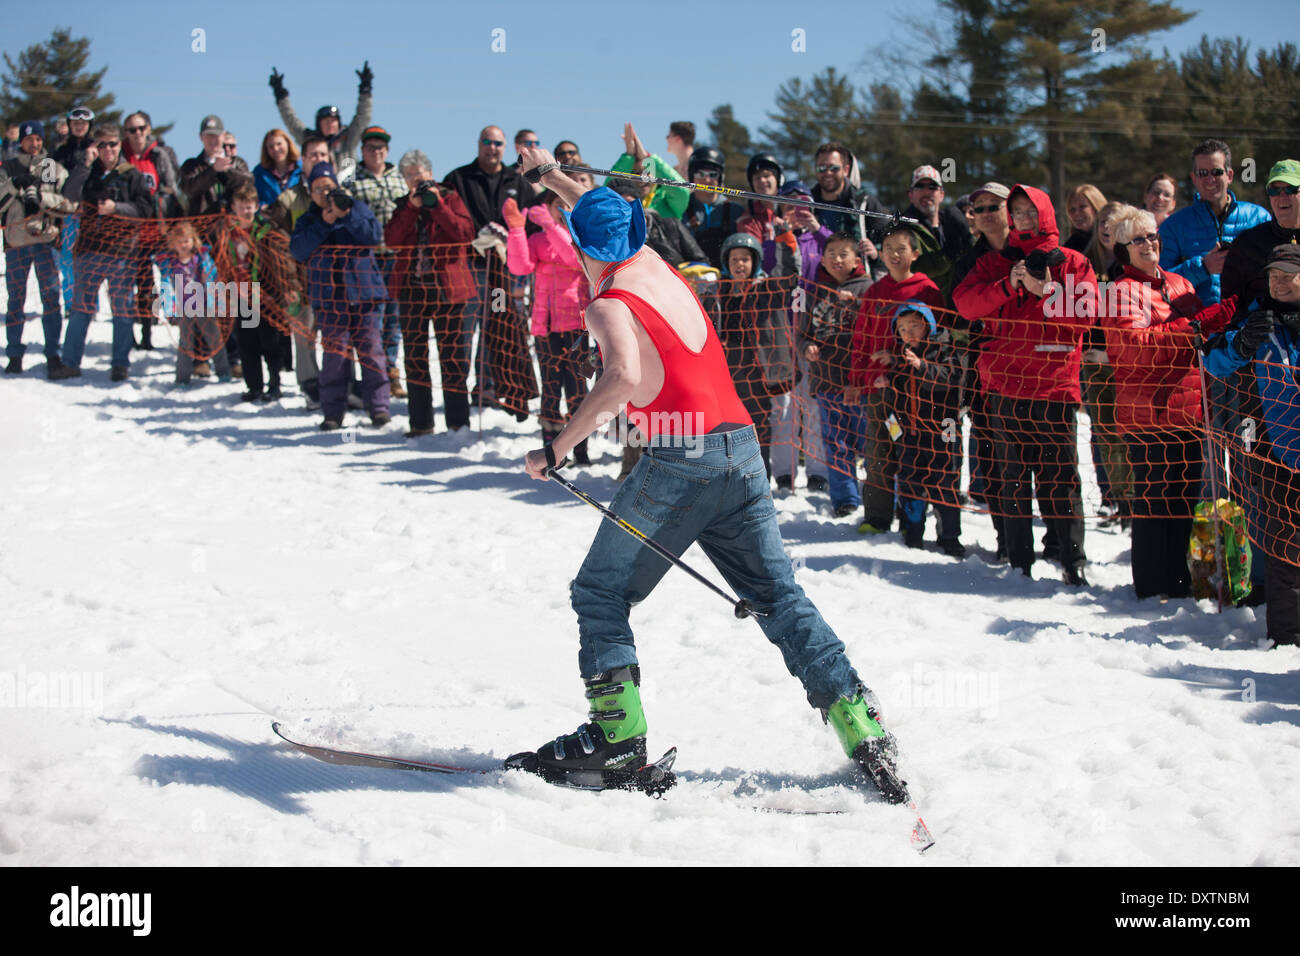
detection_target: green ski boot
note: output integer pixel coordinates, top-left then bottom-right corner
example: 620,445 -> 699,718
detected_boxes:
826,688 -> 909,804
507,666 -> 666,791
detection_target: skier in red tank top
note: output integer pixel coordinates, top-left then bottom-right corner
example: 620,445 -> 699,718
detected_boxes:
513,147 -> 914,803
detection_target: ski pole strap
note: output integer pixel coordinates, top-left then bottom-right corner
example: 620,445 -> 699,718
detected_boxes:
544,444 -> 566,470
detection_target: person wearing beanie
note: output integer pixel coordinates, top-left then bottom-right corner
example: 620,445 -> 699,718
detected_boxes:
1,119 -> 80,376
290,161 -> 391,429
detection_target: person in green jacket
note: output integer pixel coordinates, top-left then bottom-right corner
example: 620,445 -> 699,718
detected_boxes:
607,121 -> 688,220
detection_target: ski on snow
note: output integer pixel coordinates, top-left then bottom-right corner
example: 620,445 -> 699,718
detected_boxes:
271,722 -> 934,851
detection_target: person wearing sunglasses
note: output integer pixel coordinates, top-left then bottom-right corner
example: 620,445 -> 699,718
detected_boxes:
53,123 -> 157,382
1101,205 -> 1237,600
809,142 -> 889,257
1222,159 -> 1300,306
900,164 -> 973,299
120,111 -> 182,350
1,120 -> 81,376
268,62 -> 373,182
952,185 -> 1098,585
1158,138 -> 1271,306
443,125 -> 544,419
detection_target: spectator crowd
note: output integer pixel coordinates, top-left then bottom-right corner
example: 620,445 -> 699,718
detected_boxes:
2,64 -> 1297,648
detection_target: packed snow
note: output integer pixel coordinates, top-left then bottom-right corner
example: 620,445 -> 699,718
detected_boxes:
2,302 -> 1298,866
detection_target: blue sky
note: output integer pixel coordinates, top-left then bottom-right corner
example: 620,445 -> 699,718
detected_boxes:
6,0 -> 1298,183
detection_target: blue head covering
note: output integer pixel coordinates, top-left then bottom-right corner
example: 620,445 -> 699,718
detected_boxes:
19,120 -> 44,140
561,187 -> 646,263
892,300 -> 938,336
307,161 -> 338,185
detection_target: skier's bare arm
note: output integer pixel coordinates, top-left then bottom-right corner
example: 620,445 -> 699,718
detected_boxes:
524,298 -> 643,479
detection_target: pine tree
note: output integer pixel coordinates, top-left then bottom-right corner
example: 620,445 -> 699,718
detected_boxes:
705,104 -> 753,191
1,28 -> 117,127
759,67 -> 871,183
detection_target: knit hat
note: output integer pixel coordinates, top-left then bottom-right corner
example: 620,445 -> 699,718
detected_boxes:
307,161 -> 338,185
18,120 -> 44,140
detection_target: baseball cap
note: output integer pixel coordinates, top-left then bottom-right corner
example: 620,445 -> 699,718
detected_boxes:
199,114 -> 224,134
970,181 -> 1011,201
1266,159 -> 1300,188
1265,244 -> 1300,274
360,125 -> 391,144
910,165 -> 943,188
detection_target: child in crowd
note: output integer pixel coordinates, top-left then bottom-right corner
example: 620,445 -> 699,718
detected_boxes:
848,225 -> 945,533
798,232 -> 874,516
504,192 -> 591,463
884,303 -> 965,556
223,183 -> 301,401
156,220 -> 231,386
703,231 -> 799,478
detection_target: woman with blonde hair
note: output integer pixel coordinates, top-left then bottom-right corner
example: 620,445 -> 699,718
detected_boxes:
1065,184 -> 1106,252
1084,200 -> 1127,281
1100,204 -> 1235,597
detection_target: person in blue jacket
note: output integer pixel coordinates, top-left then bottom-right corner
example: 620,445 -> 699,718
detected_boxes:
290,161 -> 390,430
1159,138 -> 1271,306
1203,244 -> 1300,646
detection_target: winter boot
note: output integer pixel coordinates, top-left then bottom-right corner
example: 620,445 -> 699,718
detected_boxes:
505,666 -> 652,790
826,687 -> 909,804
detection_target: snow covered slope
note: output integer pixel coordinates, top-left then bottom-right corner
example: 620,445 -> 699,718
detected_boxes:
1,315 -> 1297,866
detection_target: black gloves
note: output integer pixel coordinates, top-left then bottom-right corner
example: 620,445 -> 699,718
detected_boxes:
21,186 -> 40,216
10,171 -> 34,190
269,67 -> 288,101
357,61 -> 373,96
1024,248 -> 1066,280
1233,309 -> 1274,359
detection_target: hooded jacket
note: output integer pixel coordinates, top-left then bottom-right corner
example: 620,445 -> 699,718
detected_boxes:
290,196 -> 387,307
951,184 -> 1097,403
506,203 -> 589,335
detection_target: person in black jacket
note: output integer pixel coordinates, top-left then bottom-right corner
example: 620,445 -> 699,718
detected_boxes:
1222,159 -> 1300,307
901,164 -> 973,299
886,302 -> 965,556
53,123 -> 156,381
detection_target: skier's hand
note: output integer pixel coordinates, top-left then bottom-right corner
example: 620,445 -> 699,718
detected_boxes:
525,448 -> 550,480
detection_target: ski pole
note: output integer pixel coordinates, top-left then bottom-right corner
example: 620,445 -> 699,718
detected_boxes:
529,162 -> 920,227
1193,327 -> 1229,611
545,467 -> 765,619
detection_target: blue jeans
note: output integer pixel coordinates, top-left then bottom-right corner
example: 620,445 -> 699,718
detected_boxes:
63,252 -> 135,370
5,244 -> 63,361
816,392 -> 867,509
569,425 -> 862,710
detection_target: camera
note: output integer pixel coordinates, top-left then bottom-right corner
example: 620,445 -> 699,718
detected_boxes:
1024,248 -> 1065,280
329,188 -> 353,212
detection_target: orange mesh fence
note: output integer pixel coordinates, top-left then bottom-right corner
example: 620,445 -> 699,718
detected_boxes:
15,213 -> 1298,568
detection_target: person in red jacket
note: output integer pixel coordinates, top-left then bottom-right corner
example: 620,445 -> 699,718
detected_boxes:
1101,205 -> 1236,598
386,149 -> 476,435
952,185 -> 1097,584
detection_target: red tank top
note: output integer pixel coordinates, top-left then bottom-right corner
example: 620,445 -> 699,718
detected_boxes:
595,264 -> 751,440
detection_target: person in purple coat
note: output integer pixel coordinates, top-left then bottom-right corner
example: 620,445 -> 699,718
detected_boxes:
290,161 -> 391,430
